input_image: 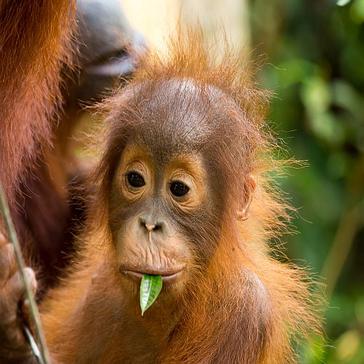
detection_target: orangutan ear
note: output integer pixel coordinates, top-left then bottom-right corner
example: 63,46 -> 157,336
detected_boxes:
237,175 -> 256,221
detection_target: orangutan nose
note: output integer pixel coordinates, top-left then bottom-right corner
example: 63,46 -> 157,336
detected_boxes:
139,218 -> 163,232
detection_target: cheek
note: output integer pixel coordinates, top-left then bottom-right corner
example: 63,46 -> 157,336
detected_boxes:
172,207 -> 222,264
108,192 -> 145,242
113,219 -> 135,256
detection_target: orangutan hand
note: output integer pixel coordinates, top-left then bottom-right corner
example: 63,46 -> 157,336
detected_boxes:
0,231 -> 37,363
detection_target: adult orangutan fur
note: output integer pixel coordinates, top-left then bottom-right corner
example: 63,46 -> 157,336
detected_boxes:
0,1 -> 75,204
31,32 -> 321,364
0,1 -> 140,289
0,1 -> 76,288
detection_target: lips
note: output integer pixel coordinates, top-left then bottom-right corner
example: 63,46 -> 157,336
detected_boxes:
119,265 -> 185,284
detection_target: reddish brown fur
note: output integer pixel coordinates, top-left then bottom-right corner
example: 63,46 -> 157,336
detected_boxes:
0,1 -> 75,203
39,31 -> 321,363
0,1 -> 78,286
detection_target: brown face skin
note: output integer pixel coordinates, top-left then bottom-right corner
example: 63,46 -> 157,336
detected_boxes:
109,142 -> 210,294
101,79 -> 251,303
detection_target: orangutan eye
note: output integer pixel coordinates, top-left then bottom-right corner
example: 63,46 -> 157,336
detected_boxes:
126,171 -> 145,188
170,181 -> 190,197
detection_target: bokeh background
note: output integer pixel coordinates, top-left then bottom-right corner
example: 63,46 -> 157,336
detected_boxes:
115,0 -> 364,362
250,1 -> 364,363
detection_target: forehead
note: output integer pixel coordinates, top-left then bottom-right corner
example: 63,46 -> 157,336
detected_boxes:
126,79 -> 228,159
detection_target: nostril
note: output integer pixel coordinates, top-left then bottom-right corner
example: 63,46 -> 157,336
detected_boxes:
145,223 -> 156,232
139,217 -> 163,232
153,223 -> 162,232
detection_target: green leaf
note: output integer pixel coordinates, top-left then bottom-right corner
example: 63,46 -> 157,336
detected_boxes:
139,274 -> 163,316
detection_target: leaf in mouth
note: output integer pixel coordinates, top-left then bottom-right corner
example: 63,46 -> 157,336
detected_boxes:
140,274 -> 163,316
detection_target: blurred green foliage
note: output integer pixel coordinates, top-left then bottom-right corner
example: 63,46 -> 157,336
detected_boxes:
250,0 -> 364,362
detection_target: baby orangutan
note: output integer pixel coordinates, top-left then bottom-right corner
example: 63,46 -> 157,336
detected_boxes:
0,33 -> 319,363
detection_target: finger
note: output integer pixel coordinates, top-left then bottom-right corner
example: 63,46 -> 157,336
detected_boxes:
2,319 -> 29,350
0,230 -> 7,247
22,298 -> 31,321
0,243 -> 16,284
25,268 -> 37,294
21,299 -> 36,335
5,268 -> 37,305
